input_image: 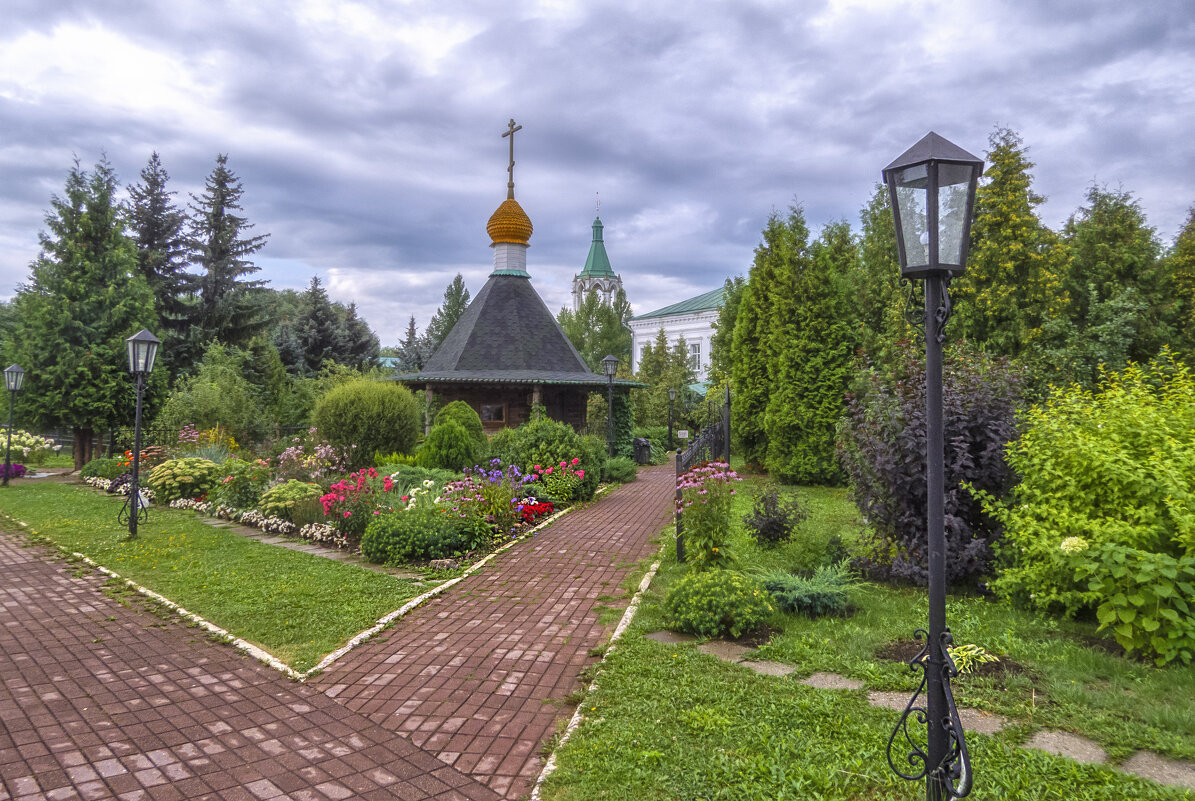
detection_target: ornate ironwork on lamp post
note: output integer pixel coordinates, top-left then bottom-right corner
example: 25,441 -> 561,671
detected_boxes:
3,364 -> 26,487
602,355 -> 618,457
667,387 -> 677,450
120,330 -> 160,538
882,132 -> 983,800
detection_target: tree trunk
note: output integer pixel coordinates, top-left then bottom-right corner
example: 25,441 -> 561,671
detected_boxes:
72,427 -> 95,469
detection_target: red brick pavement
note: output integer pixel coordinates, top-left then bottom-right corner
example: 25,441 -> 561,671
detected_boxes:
0,536 -> 500,801
309,464 -> 676,799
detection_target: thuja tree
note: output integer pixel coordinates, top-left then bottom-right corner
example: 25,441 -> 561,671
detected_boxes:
837,343 -> 1023,585
7,158 -> 159,467
1165,207 -> 1195,361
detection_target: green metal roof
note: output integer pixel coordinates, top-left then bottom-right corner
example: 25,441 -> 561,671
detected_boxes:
578,217 -> 615,278
629,287 -> 725,321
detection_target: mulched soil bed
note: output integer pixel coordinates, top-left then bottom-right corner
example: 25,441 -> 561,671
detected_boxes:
876,638 -> 1035,687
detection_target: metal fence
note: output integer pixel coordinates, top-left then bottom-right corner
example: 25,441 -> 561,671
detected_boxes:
674,384 -> 730,562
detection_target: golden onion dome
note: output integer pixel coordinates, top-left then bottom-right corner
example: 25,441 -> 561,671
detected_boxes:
486,198 -> 533,245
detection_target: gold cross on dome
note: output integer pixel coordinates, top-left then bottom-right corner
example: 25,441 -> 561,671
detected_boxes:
502,118 -> 522,199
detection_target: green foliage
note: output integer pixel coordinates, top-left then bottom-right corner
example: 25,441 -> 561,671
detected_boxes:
983,354 -> 1195,610
631,328 -> 695,429
678,462 -> 741,570
663,570 -> 774,639
417,419 -> 480,471
485,416 -> 603,501
947,643 -> 999,675
146,457 -> 220,503
1081,545 -> 1195,666
743,483 -> 809,548
258,479 -> 323,521
374,451 -> 418,468
708,275 -> 745,387
382,466 -> 457,495
212,458 -> 272,509
433,401 -> 487,450
1169,207 -> 1195,360
154,341 -> 265,434
557,286 -> 633,372
361,506 -> 492,564
758,561 -> 859,617
602,456 -> 637,484
847,184 -> 914,363
80,457 -> 126,480
312,379 -> 419,468
273,276 -> 380,377
631,425 -> 669,463
424,273 -> 470,351
6,157 -> 159,467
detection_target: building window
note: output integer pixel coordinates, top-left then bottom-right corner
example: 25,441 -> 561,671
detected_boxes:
481,404 -> 505,423
689,342 -> 701,371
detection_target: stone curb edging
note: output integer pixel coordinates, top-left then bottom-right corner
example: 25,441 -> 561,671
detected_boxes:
529,545 -> 666,800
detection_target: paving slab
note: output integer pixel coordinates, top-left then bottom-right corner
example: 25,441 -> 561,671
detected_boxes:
956,707 -> 1008,735
1122,752 -> 1195,790
1024,730 -> 1108,764
308,464 -> 677,799
868,690 -> 912,711
697,640 -> 753,663
645,630 -> 696,645
740,660 -> 796,677
0,534 -> 500,801
802,672 -> 864,691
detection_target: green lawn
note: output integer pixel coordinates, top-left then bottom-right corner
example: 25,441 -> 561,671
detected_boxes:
0,481 -> 427,671
542,477 -> 1195,800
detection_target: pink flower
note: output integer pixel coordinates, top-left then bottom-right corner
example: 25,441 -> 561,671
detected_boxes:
545,466 -> 553,474
534,465 -> 541,471
343,511 -> 352,518
576,470 -> 584,478
571,458 -> 580,465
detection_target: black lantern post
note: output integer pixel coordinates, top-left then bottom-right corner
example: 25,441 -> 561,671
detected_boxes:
121,329 -> 160,538
882,132 -> 983,801
667,387 -> 677,450
602,355 -> 619,457
3,364 -> 26,487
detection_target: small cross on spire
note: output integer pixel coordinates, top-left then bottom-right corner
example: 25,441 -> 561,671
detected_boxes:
502,118 -> 522,199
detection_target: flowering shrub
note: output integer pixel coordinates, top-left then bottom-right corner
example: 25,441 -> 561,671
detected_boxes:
1,463 -> 28,480
146,458 -> 220,503
259,480 -> 324,521
299,522 -> 347,549
177,424 -> 200,447
0,429 -> 61,465
520,501 -> 554,524
320,468 -> 400,539
676,461 -> 741,570
442,459 -> 537,537
213,458 -> 272,510
664,570 -> 773,638
275,427 -> 354,483
530,458 -> 586,501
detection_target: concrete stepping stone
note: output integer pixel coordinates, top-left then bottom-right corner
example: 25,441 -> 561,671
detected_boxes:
868,690 -> 911,711
956,707 -> 1008,735
741,660 -> 795,677
645,630 -> 695,645
802,672 -> 864,690
1024,730 -> 1107,764
1122,751 -> 1195,790
697,640 -> 752,662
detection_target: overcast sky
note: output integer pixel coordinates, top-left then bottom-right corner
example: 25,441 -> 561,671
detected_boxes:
2,0 -> 1192,344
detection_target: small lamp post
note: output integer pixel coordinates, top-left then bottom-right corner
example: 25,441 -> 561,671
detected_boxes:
667,387 -> 677,450
121,329 -> 160,538
3,364 -> 26,487
602,355 -> 619,457
882,132 -> 982,801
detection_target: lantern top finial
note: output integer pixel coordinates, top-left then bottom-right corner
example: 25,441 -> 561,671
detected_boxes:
882,131 -> 983,178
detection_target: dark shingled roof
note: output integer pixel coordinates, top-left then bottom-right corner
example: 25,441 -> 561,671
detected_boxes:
397,274 -> 638,387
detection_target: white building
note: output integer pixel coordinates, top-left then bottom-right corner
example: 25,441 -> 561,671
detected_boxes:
627,287 -> 724,383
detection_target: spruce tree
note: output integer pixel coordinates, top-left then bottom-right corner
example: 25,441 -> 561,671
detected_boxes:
950,128 -> 1067,358
396,315 -> 427,372
295,275 -> 339,374
7,158 -> 158,467
425,273 -> 471,350
336,302 -> 380,369
188,154 -> 271,348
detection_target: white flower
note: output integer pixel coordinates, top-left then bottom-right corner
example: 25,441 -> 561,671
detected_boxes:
1059,536 -> 1089,554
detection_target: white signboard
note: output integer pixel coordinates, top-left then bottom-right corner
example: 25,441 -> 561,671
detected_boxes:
677,429 -> 689,439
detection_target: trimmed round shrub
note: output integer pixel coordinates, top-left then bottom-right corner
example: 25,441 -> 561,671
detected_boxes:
146,457 -> 220,503
81,457 -> 126,480
259,480 -> 324,521
664,571 -> 774,639
434,401 -> 487,450
601,456 -> 637,484
213,458 -> 272,510
418,419 -> 482,471
486,418 -> 605,502
313,380 -> 419,469
361,506 -> 492,564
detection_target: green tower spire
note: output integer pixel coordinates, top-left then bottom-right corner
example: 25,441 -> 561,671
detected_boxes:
579,217 -> 615,278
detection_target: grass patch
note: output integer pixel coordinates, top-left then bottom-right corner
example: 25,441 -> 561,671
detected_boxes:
0,482 -> 426,671
542,479 -> 1195,800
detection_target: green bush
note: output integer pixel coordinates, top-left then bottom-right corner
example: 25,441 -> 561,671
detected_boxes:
312,380 -> 419,469
758,561 -> 860,617
743,483 -> 808,548
663,571 -> 774,639
486,418 -> 604,502
602,456 -> 637,484
361,506 -> 492,564
977,354 -> 1195,665
374,450 -> 418,468
434,401 -> 487,450
212,458 -> 272,510
146,458 -> 220,503
259,480 -> 324,521
417,419 -> 481,471
81,457 -> 126,480
631,425 -> 669,463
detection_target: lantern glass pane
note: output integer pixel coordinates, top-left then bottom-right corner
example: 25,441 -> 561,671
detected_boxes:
894,165 -> 929,269
937,163 -> 973,266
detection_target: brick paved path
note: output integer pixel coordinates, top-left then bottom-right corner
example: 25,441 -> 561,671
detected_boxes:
309,464 -> 676,799
0,536 -> 500,801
